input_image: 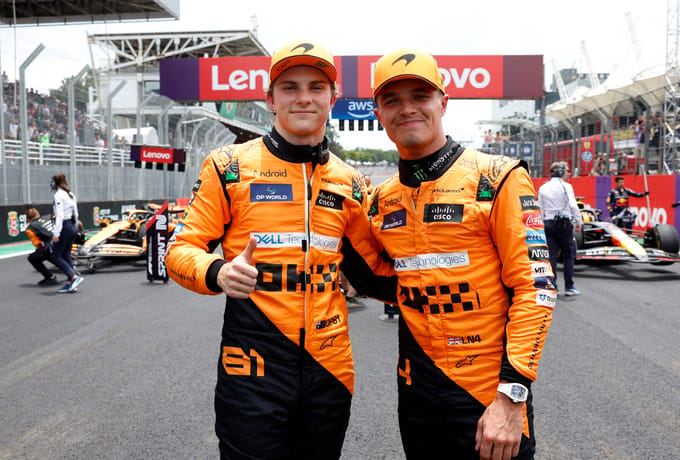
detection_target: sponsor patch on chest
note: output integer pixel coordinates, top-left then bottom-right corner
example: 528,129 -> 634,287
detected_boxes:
423,203 -> 464,223
250,183 -> 293,202
382,208 -> 407,230
316,190 -> 345,210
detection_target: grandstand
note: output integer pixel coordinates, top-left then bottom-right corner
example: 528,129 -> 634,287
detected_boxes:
1,19 -> 274,205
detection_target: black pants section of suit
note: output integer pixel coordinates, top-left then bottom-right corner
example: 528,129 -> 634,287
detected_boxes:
397,317 -> 535,460
544,219 -> 576,290
51,219 -> 77,279
214,297 -> 352,460
27,245 -> 54,279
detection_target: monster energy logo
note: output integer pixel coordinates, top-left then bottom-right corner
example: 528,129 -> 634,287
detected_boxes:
413,167 -> 427,181
223,160 -> 240,183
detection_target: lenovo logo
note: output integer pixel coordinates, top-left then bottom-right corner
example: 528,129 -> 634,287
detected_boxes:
212,65 -> 269,91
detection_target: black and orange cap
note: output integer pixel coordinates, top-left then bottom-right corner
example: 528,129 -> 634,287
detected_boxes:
269,40 -> 337,85
373,49 -> 445,98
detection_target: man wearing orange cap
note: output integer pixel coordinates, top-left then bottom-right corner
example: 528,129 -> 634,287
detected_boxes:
165,40 -> 395,459
369,49 -> 555,460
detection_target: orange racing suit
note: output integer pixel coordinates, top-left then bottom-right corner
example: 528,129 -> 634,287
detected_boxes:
368,137 -> 555,459
165,129 -> 395,459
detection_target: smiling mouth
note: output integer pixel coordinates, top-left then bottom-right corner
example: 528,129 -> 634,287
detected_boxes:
398,119 -> 422,126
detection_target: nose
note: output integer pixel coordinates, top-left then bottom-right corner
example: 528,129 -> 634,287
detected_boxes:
295,88 -> 313,105
399,98 -> 417,115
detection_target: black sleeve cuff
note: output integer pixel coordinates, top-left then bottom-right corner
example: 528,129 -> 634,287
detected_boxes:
499,353 -> 533,388
206,259 -> 227,293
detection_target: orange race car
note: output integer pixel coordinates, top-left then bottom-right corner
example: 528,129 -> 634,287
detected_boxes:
72,203 -> 185,273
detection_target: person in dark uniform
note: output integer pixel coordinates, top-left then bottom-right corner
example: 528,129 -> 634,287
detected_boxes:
24,208 -> 58,285
606,176 -> 648,233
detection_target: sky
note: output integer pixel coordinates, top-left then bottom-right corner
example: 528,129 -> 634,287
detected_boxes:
0,0 -> 668,150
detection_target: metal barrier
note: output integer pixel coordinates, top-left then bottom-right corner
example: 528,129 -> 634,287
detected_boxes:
1,139 -> 186,204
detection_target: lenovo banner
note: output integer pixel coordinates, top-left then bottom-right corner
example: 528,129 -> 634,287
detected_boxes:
130,145 -> 185,165
160,54 -> 543,101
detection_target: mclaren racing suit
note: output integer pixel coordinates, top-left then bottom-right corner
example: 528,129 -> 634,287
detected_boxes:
368,137 -> 556,459
165,128 -> 395,460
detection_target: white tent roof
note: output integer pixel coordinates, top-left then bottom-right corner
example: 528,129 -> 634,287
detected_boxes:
546,64 -> 671,122
113,127 -> 159,145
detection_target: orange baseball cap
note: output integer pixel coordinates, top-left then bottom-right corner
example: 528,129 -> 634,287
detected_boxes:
373,49 -> 446,98
269,40 -> 337,85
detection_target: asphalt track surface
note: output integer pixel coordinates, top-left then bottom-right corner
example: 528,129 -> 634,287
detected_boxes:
1,252 -> 679,460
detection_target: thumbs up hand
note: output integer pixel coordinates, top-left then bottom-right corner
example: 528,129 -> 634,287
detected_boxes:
217,237 -> 259,298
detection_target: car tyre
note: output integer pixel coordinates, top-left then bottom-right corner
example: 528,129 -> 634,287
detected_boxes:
574,230 -> 585,250
653,224 -> 680,253
649,224 -> 680,265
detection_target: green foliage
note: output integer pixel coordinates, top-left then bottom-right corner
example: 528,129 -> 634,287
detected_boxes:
325,122 -> 344,157
325,122 -> 398,164
342,147 -> 399,164
49,73 -> 94,110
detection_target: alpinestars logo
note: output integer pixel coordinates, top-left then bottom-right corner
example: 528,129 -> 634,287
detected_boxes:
292,43 -> 314,54
393,53 -> 416,66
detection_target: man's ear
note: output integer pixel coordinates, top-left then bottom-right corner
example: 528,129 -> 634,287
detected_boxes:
266,91 -> 276,114
440,93 -> 449,116
373,107 -> 382,126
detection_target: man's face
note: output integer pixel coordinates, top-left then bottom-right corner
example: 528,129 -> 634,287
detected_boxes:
267,66 -> 336,145
373,79 -> 448,160
616,179 -> 625,188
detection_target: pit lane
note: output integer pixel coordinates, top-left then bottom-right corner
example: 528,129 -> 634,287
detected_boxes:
1,254 -> 678,459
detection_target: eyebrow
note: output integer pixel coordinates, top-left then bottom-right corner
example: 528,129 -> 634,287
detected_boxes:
379,86 -> 432,100
277,79 -> 330,86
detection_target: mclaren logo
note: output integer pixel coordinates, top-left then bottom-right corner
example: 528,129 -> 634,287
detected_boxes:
393,53 -> 416,66
292,43 -> 314,54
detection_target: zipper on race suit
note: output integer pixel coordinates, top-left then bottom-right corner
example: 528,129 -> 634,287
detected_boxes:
301,162 -> 313,348
410,187 -> 419,213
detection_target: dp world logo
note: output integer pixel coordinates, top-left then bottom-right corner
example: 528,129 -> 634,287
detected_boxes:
250,183 -> 293,202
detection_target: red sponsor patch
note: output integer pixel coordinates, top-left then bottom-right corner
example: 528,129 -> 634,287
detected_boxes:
522,211 -> 543,229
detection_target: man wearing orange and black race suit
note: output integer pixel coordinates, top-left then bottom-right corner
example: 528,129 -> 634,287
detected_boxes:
370,49 -> 556,460
165,40 -> 395,460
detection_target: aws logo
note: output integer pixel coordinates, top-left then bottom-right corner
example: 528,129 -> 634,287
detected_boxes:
347,100 -> 375,118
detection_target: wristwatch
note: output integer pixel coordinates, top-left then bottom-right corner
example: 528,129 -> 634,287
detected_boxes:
497,383 -> 528,403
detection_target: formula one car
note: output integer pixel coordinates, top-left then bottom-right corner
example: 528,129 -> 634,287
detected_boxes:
72,203 -> 184,273
574,204 -> 680,265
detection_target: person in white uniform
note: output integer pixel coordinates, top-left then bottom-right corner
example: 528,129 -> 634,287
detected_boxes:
50,172 -> 84,293
537,162 -> 582,296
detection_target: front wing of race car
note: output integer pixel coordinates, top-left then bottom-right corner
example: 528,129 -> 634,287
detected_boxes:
73,243 -> 145,259
576,246 -> 680,263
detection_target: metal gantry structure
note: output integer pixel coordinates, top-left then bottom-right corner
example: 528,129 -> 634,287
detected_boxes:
664,0 -> 680,173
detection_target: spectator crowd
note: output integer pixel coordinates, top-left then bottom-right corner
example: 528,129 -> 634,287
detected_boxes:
1,71 -> 129,149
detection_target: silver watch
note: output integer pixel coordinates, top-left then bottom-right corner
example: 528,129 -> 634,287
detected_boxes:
497,383 -> 528,403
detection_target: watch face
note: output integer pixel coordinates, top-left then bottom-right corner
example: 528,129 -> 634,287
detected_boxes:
511,385 -> 527,400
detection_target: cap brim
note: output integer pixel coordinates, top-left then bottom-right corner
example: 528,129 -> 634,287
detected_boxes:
270,55 -> 337,84
374,74 -> 444,99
